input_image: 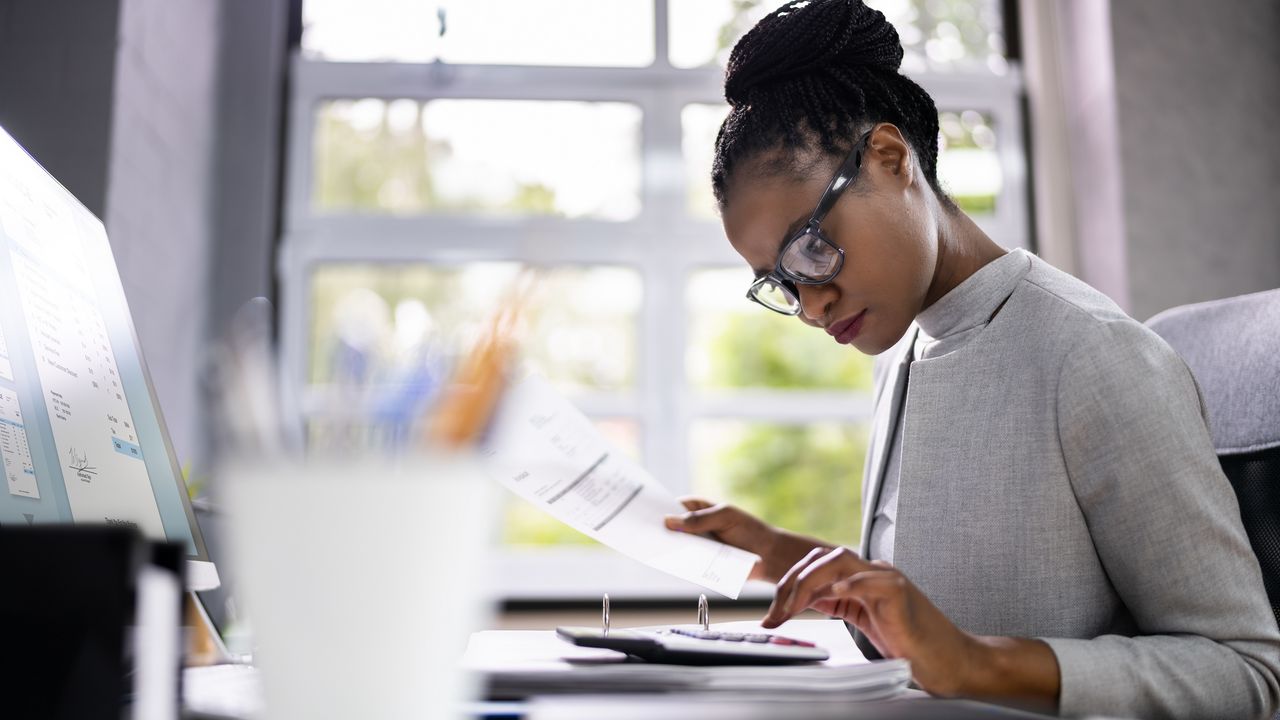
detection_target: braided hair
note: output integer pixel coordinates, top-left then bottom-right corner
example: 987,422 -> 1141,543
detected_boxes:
711,0 -> 951,210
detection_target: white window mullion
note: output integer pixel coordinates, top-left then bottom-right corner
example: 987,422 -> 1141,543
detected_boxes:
637,83 -> 690,495
653,0 -> 671,71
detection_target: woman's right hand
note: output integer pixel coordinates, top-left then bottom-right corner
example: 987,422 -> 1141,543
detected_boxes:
663,497 -> 832,585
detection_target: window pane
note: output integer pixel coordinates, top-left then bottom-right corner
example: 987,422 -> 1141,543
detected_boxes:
937,110 -> 1001,215
502,418 -> 640,547
691,421 -> 869,547
668,0 -> 788,69
313,99 -> 641,220
309,264 -> 641,393
668,0 -> 1005,74
878,0 -> 1006,74
682,104 -> 730,220
687,269 -> 873,391
302,0 -> 654,66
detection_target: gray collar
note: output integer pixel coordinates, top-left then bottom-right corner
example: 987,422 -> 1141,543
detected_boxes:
916,248 -> 1029,342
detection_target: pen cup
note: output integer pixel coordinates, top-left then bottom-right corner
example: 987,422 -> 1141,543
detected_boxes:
221,451 -> 495,720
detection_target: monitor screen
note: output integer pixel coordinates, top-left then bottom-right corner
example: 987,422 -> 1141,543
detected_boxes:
0,124 -> 217,589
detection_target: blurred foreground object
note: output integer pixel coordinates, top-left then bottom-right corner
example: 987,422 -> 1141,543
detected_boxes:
427,272 -> 533,448
208,280 -> 520,718
222,453 -> 496,720
0,526 -> 184,720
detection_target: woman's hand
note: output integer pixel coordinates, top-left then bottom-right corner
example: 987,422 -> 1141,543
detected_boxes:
662,497 -> 831,584
763,547 -> 1060,708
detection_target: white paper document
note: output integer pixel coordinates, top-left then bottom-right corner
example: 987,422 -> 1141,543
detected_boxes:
481,374 -> 758,598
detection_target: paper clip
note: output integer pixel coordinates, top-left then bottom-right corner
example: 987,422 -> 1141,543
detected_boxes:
602,593 -> 610,636
697,594 -> 709,631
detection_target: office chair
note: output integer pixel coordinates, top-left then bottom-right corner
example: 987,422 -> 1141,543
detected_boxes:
1147,288 -> 1280,633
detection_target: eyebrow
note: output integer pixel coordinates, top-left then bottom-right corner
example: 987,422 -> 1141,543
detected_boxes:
752,214 -> 811,278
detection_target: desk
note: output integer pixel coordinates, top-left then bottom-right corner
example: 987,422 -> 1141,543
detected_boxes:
464,619 -> 1058,720
183,667 -> 1056,720
499,695 -> 1054,719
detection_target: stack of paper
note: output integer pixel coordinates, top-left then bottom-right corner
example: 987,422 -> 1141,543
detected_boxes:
463,619 -> 911,702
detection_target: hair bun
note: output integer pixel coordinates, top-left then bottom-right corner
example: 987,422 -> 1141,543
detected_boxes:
724,0 -> 904,107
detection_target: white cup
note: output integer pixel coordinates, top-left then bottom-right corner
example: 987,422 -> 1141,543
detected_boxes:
222,452 -> 495,720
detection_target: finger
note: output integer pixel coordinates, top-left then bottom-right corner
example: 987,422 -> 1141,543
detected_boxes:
663,497 -> 713,530
763,546 -> 829,627
766,548 -> 873,627
676,496 -> 714,512
663,503 -> 729,533
830,569 -> 903,597
783,548 -> 875,617
826,571 -> 912,657
810,591 -> 864,625
828,571 -> 909,632
807,590 -> 887,651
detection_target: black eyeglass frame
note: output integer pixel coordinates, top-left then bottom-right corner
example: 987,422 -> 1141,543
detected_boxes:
746,130 -> 874,315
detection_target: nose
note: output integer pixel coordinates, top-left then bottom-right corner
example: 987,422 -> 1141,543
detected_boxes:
796,284 -> 835,326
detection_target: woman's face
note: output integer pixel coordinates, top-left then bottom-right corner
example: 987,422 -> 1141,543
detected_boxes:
719,126 -> 938,356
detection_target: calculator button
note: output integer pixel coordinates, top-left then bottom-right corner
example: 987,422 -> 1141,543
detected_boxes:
791,639 -> 815,647
719,633 -> 745,642
695,631 -> 722,640
744,634 -> 771,643
768,636 -> 795,646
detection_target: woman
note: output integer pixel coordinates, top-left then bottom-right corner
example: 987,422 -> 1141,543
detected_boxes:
663,1 -> 1280,717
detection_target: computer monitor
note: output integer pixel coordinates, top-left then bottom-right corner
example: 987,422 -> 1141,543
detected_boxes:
0,124 -> 219,590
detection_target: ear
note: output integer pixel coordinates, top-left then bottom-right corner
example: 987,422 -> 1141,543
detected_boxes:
864,123 -> 915,191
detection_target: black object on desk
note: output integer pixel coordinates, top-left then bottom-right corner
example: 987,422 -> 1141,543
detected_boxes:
556,626 -> 830,665
0,525 -> 184,720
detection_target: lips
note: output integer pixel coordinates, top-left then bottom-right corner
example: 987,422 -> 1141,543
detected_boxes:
826,310 -> 866,344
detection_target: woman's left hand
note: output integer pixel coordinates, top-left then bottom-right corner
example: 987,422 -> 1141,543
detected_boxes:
761,546 -> 985,698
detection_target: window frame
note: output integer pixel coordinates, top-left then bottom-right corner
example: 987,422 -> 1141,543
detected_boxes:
279,0 -> 1028,599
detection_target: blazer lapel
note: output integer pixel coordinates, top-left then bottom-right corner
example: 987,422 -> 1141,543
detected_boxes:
858,327 -> 917,556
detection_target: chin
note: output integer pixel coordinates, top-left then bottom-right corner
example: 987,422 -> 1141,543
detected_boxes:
853,337 -> 889,356
857,319 -> 910,356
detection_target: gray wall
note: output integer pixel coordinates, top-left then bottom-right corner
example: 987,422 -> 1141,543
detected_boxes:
0,0 -> 121,218
0,0 -> 286,473
1110,0 -> 1280,321
106,0 -> 221,471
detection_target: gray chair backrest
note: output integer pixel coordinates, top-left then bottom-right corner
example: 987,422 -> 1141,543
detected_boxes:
1148,288 -> 1280,632
1147,289 -> 1280,455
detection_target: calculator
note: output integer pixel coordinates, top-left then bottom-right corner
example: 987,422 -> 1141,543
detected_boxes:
555,626 -> 830,665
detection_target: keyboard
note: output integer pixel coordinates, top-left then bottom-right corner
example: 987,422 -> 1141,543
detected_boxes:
555,626 -> 829,665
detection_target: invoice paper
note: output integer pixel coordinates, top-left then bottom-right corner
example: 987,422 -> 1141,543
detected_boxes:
480,374 -> 758,598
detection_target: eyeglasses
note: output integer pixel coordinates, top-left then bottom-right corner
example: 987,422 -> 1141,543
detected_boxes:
746,130 -> 872,316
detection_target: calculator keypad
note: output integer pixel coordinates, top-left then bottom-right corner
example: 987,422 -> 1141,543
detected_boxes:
666,628 -> 815,647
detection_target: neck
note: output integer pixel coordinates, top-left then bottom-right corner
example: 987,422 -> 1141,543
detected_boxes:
921,203 -> 1006,311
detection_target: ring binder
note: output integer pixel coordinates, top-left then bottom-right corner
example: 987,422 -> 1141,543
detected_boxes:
596,593 -> 711,634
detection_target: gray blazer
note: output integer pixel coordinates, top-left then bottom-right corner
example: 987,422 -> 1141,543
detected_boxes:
859,251 -> 1280,719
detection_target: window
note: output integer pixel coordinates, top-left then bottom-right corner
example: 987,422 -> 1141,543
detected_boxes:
283,0 -> 1026,598
312,99 -> 642,219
